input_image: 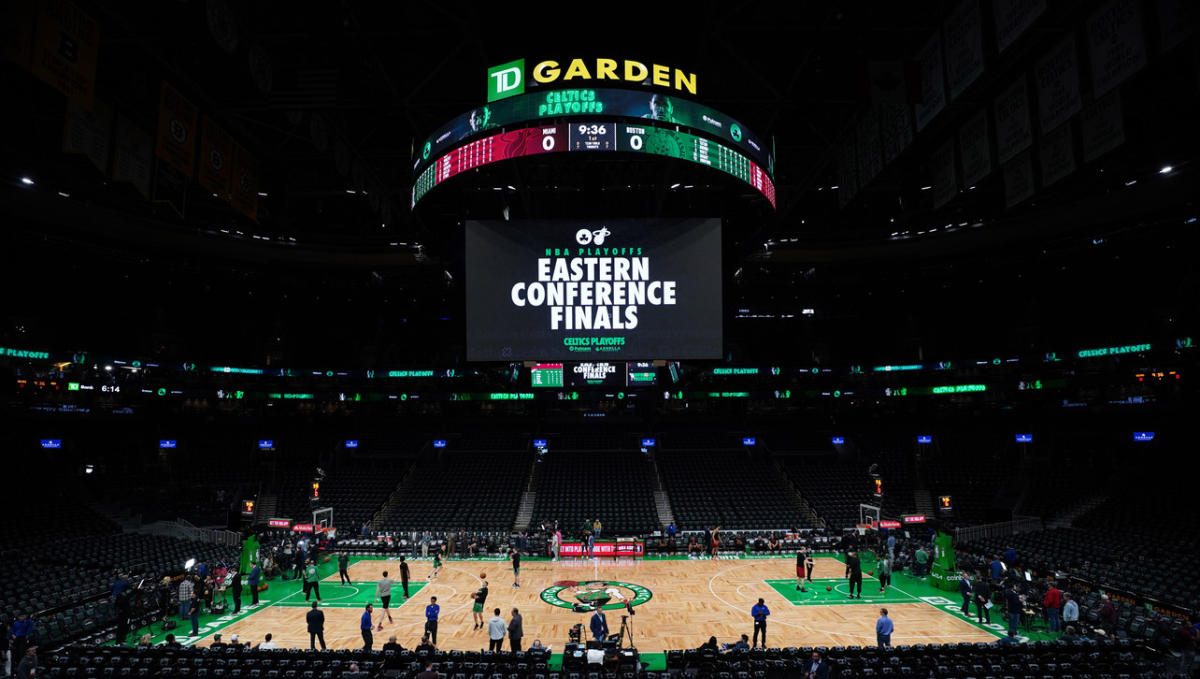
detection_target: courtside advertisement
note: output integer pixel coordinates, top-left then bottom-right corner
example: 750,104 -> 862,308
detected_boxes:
465,219 -> 722,361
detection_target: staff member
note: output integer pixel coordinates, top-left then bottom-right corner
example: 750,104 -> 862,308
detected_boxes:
307,601 -> 326,650
959,572 -> 973,615
399,557 -> 410,599
376,571 -> 395,628
845,551 -> 863,599
511,549 -> 521,588
360,604 -> 374,650
507,607 -> 523,652
304,559 -> 321,601
589,608 -> 608,642
751,598 -> 770,648
876,608 -> 893,648
487,608 -> 506,652
248,563 -> 261,605
424,596 -> 440,644
231,569 -> 243,614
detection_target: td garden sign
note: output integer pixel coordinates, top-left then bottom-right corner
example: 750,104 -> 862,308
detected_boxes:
540,580 -> 652,612
488,57 -> 698,102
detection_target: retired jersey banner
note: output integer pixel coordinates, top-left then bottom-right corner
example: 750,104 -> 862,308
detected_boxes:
113,114 -> 153,198
31,0 -> 100,107
63,98 -> 112,174
156,82 -> 198,178
230,143 -> 259,220
198,115 -> 233,200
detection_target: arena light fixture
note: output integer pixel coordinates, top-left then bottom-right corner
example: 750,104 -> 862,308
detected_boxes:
20,176 -> 34,185
184,558 -> 196,570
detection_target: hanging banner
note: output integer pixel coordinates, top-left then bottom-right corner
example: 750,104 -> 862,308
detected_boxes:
914,34 -> 946,131
836,134 -> 858,207
993,0 -> 1046,52
230,143 -> 260,221
30,0 -> 100,107
868,61 -> 910,107
1035,34 -> 1082,134
958,108 -> 992,188
63,98 -> 112,174
856,111 -> 883,188
1040,123 -> 1076,188
930,138 -> 957,209
2,0 -> 36,70
156,82 -> 198,178
1004,150 -> 1034,208
879,104 -> 914,164
1087,0 -> 1147,97
198,115 -> 233,201
1156,0 -> 1194,53
944,0 -> 984,100
994,76 -> 1032,163
153,162 -> 187,217
113,114 -> 153,198
1081,91 -> 1125,162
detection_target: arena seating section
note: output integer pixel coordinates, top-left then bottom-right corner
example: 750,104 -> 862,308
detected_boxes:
41,638 -> 1165,679
532,451 -> 657,535
375,451 -> 530,532
275,461 -> 411,533
657,450 -> 813,530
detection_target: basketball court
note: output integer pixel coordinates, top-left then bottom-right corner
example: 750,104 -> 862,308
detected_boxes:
133,553 -> 1025,667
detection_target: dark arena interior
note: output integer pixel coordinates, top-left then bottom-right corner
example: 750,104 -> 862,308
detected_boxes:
3,2 -> 1200,678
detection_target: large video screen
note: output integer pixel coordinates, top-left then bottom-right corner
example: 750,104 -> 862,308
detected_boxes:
466,218 -> 722,361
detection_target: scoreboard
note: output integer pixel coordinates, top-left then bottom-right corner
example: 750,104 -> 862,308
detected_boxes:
412,87 -> 774,176
413,121 -> 775,209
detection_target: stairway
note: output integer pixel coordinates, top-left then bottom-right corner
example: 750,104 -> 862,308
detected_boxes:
653,490 -> 675,529
913,489 -> 934,519
514,492 -> 537,531
254,494 -> 278,522
1046,494 -> 1109,529
774,461 -> 824,529
371,466 -> 416,531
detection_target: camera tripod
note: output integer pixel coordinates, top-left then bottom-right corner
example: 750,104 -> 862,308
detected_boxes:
615,614 -> 635,649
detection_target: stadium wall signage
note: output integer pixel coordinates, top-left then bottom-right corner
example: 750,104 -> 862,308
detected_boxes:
489,58 -> 697,102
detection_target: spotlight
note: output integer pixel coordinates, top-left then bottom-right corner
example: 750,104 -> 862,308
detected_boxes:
1159,165 -> 1173,174
20,177 -> 34,185
184,558 -> 196,570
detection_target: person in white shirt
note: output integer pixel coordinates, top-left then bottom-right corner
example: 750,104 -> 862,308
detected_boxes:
1062,592 -> 1079,627
258,633 -> 277,649
487,608 -> 506,652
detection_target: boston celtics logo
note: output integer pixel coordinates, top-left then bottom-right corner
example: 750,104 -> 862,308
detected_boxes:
540,580 -> 652,612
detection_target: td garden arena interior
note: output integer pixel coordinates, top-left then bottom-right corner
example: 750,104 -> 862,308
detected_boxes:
2,2 -> 1199,678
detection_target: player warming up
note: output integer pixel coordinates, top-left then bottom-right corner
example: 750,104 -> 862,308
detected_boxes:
796,550 -> 807,592
430,551 -> 442,580
510,549 -> 521,588
376,571 -> 395,630
471,577 -> 489,630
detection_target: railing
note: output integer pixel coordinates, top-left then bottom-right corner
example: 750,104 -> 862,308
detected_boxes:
141,519 -> 241,547
953,516 -> 1043,543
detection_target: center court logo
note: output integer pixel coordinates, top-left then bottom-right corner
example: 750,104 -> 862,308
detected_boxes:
575,226 -> 611,245
540,580 -> 652,611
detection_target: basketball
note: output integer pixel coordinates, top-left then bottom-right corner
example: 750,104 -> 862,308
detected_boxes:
324,556 -> 330,563
826,586 -> 832,592
868,570 -> 874,576
480,572 -> 487,579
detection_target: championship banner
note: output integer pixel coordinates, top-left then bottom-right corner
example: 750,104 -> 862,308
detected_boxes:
1034,34 -> 1082,134
1003,150 -> 1035,208
879,103 -> 914,164
2,0 -> 36,70
112,114 -> 153,198
156,82 -> 198,178
198,115 -> 234,201
1039,123 -> 1076,188
958,108 -> 992,188
1081,91 -> 1125,162
230,143 -> 259,220
914,33 -> 946,131
994,75 -> 1032,163
943,0 -> 984,100
63,98 -> 112,174
30,0 -> 100,107
1086,0 -> 1147,97
993,0 -> 1045,52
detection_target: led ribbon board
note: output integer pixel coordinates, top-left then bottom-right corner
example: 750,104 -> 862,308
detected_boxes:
415,88 -> 773,177
413,121 -> 775,209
